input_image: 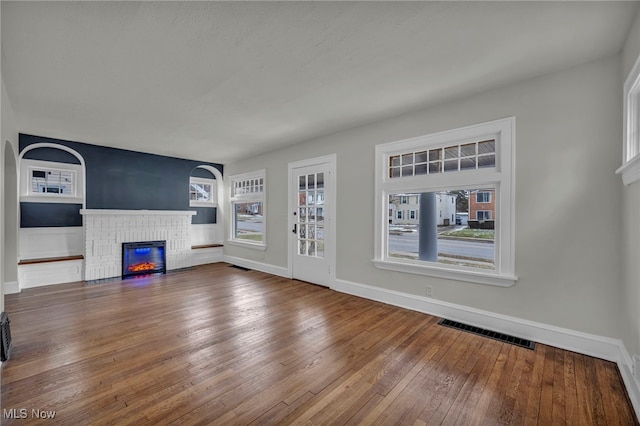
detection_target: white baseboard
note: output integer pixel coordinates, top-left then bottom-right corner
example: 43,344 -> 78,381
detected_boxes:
618,345 -> 640,419
223,255 -> 290,278
333,277 -> 640,421
3,281 -> 19,295
192,247 -> 224,266
18,260 -> 83,289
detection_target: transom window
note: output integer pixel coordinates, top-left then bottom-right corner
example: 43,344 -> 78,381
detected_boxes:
388,139 -> 495,178
233,177 -> 264,196
374,118 -> 516,287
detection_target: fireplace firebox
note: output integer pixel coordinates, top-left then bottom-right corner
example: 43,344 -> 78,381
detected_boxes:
122,241 -> 166,279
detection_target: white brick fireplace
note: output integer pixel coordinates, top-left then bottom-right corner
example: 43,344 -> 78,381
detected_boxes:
80,209 -> 196,281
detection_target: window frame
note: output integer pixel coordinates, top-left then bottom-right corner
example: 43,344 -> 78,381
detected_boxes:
476,191 -> 491,203
476,210 -> 492,221
228,169 -> 266,250
20,159 -> 83,204
189,176 -> 217,207
373,117 -> 517,287
617,55 -> 640,185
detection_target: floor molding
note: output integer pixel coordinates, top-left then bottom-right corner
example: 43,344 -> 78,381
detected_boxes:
223,255 -> 290,278
3,281 -> 19,295
618,344 -> 640,418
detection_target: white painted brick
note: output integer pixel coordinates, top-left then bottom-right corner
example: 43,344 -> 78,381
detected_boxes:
82,210 -> 194,280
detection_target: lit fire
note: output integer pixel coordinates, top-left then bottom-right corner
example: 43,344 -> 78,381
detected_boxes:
128,262 -> 157,273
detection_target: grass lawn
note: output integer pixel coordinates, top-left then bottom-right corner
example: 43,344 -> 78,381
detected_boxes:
439,228 -> 495,239
237,234 -> 264,242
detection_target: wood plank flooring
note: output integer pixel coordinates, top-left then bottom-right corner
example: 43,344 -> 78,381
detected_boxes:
1,263 -> 637,425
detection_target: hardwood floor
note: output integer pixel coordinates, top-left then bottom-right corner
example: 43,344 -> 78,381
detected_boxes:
1,263 -> 637,425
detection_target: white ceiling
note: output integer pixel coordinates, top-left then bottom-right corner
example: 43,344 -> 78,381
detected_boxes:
2,1 -> 637,164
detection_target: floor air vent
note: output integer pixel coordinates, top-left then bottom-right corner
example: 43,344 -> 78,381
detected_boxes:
438,318 -> 535,350
229,265 -> 251,272
1,312 -> 12,361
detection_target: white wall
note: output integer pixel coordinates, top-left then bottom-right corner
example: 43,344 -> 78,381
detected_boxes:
2,76 -> 20,309
225,54 -> 623,338
620,9 -> 640,362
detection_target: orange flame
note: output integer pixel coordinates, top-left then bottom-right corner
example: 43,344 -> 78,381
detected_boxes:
128,262 -> 157,273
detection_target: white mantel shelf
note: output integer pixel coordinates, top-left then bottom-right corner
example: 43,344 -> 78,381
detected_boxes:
80,209 -> 197,216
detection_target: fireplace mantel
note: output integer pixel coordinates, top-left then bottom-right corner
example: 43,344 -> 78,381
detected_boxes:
81,209 -> 195,281
80,209 -> 197,216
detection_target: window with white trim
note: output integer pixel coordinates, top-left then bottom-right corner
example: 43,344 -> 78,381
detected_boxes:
20,159 -> 83,204
374,118 -> 516,287
229,170 -> 266,248
189,177 -> 217,207
617,55 -> 640,185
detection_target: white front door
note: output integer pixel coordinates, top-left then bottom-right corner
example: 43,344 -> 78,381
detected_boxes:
289,155 -> 335,287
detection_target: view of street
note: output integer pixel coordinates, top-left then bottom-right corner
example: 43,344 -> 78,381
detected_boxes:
388,226 -> 495,268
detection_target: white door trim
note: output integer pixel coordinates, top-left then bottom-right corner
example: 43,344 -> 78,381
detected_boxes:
287,154 -> 337,286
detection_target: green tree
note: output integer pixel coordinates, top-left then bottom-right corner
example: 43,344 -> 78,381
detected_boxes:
450,190 -> 468,213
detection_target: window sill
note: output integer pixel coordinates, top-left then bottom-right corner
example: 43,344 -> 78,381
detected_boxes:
616,155 -> 640,186
372,259 -> 517,287
227,240 -> 267,251
21,196 -> 83,204
190,201 -> 218,208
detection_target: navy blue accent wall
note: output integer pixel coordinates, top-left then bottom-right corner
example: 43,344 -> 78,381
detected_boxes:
23,147 -> 81,164
20,135 -> 223,217
190,168 -> 216,179
192,207 -> 217,224
20,203 -> 83,228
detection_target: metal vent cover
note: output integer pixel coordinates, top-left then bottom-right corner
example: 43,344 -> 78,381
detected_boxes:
438,318 -> 535,350
229,264 -> 251,272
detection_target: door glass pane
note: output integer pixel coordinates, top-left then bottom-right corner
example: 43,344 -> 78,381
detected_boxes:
296,172 -> 326,259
